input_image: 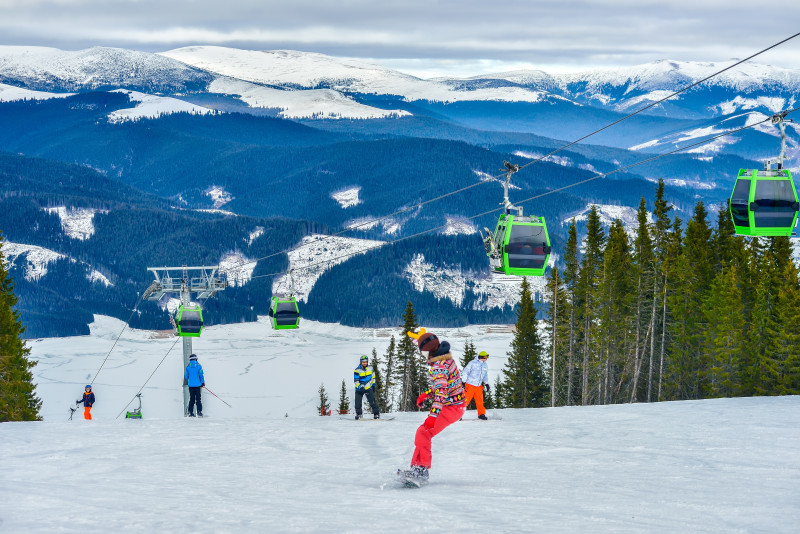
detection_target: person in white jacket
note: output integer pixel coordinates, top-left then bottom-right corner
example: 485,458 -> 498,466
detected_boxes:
461,351 -> 490,420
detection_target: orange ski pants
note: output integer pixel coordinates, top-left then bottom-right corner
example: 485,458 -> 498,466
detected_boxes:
464,383 -> 485,416
84,407 -> 92,420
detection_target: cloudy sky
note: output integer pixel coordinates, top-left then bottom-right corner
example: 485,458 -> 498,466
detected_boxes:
1,0 -> 799,76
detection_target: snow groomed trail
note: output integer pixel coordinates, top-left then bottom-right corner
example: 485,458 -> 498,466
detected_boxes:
1,397 -> 798,532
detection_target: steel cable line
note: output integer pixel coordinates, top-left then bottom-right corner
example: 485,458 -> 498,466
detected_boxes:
89,294 -> 145,386
115,335 -> 181,419
244,108 -> 795,283
218,31 -> 800,277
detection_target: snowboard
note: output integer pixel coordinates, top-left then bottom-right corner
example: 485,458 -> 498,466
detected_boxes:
396,469 -> 427,488
339,416 -> 395,421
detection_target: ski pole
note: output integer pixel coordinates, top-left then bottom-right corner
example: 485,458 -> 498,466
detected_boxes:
203,386 -> 232,408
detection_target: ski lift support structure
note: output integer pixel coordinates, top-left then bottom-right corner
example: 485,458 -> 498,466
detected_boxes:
144,266 -> 228,416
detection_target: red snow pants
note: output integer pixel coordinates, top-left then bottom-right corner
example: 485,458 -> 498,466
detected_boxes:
411,404 -> 465,469
464,383 -> 485,416
84,407 -> 92,420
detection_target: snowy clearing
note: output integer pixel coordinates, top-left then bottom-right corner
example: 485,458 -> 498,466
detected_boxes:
209,77 -> 410,119
330,186 -> 362,208
45,206 -> 106,240
3,315 -> 798,533
272,234 -> 385,301
0,82 -> 73,102
441,216 -> 477,236
1,241 -> 65,281
205,185 -> 232,208
247,226 -> 265,246
107,89 -> 213,123
218,251 -> 256,287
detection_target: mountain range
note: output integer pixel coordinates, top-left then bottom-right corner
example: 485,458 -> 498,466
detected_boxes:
1,45 -> 797,336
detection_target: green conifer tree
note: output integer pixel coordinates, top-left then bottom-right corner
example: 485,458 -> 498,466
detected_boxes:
370,347 -> 386,412
544,266 -> 570,406
317,383 -> 330,416
778,263 -> 800,394
702,267 -> 745,397
577,206 -> 606,405
563,220 -> 580,406
493,376 -> 504,409
395,301 -> 421,411
0,234 -> 41,422
338,379 -> 350,414
461,340 -> 477,368
502,277 -> 548,408
381,335 -> 396,412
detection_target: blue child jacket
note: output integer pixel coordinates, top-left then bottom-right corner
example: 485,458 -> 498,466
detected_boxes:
184,361 -> 205,387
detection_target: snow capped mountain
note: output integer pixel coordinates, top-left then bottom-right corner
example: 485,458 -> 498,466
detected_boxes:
0,46 -> 213,92
0,82 -> 73,102
107,89 -> 214,123
162,46 -> 556,104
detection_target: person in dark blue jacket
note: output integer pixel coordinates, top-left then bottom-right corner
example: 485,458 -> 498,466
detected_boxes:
76,385 -> 95,420
184,354 -> 205,417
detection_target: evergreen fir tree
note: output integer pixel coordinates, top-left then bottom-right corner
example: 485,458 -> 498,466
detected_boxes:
0,234 -> 41,422
778,263 -> 800,394
461,340 -> 477,368
370,347 -> 386,412
577,206 -> 606,405
629,199 -> 654,403
338,379 -> 350,414
395,301 -> 421,411
563,220 -> 580,406
493,376 -> 504,409
702,267 -> 745,397
381,335 -> 396,412
544,266 -> 569,406
502,277 -> 548,408
317,383 -> 330,416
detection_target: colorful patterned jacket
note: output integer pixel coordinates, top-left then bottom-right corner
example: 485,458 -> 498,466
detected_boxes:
354,365 -> 376,391
424,352 -> 465,417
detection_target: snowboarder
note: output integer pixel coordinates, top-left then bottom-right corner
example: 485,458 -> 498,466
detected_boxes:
462,350 -> 490,420
400,328 -> 465,485
354,355 -> 380,419
184,354 -> 205,417
75,385 -> 95,420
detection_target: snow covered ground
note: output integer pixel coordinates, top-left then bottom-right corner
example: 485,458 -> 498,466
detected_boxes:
107,89 -> 213,123
45,206 -> 106,240
2,315 -> 798,532
330,186 -> 362,208
0,82 -> 72,102
1,240 -> 111,286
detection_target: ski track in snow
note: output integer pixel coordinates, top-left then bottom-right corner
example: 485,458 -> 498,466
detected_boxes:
3,314 -> 799,533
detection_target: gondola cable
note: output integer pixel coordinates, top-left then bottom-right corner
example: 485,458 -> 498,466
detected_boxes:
217,31 -> 800,278
243,108 -> 797,282
115,335 -> 181,419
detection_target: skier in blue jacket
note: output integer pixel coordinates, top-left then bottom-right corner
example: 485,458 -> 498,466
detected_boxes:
184,354 -> 205,417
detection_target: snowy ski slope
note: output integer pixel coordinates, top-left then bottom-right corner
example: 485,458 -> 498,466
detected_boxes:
1,316 -> 798,532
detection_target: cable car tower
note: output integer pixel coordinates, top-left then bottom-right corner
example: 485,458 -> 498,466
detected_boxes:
144,266 -> 228,416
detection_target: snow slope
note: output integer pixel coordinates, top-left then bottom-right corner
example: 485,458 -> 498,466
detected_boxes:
107,89 -> 213,123
45,206 -> 107,240
2,240 -> 111,285
330,186 -> 362,208
3,315 -> 798,533
0,82 -> 73,102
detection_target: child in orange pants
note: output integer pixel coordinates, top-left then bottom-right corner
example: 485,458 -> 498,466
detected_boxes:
76,385 -> 95,420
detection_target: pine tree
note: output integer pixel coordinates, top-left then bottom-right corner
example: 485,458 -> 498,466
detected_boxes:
630,198 -> 654,403
577,206 -> 606,405
778,262 -> 800,394
381,335 -> 396,412
338,379 -> 350,414
702,267 -> 745,397
461,340 -> 477,368
502,277 -> 548,408
370,347 -> 386,412
0,233 -> 41,422
493,376 -> 504,409
544,266 -> 569,406
317,383 -> 330,416
395,301 -> 421,411
563,220 -> 580,406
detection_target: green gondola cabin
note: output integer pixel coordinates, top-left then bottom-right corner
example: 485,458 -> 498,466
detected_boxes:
175,305 -> 203,337
489,214 -> 551,276
269,296 -> 300,330
728,169 -> 799,237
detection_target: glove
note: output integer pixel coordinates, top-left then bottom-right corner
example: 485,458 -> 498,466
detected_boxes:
183,379 -> 188,386
76,400 -> 81,405
416,392 -> 430,408
484,383 -> 491,392
424,416 -> 436,429
201,383 -> 205,388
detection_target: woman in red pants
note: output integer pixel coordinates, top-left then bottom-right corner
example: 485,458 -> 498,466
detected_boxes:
401,328 -> 465,483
